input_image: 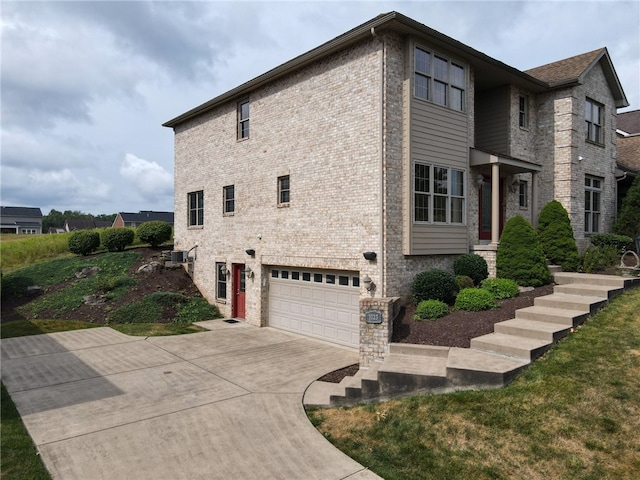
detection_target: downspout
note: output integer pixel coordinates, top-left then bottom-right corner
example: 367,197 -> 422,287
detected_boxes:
372,27 -> 386,297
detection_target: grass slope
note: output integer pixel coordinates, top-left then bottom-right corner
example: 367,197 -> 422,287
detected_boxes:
309,287 -> 640,480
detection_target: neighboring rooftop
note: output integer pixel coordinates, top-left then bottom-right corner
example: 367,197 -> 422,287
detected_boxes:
617,136 -> 640,174
118,211 -> 174,225
618,110 -> 640,135
0,206 -> 43,218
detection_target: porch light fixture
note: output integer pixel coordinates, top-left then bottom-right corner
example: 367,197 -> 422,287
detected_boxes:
245,248 -> 255,256
219,264 -> 228,276
244,267 -> 254,278
363,274 -> 374,291
475,174 -> 485,187
363,251 -> 377,261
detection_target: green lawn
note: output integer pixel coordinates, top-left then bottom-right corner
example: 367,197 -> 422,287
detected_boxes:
309,287 -> 640,480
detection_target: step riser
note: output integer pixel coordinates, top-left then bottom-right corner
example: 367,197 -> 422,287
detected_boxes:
494,323 -> 570,342
554,285 -> 622,299
534,297 -> 605,313
515,309 -> 587,327
377,371 -> 448,396
469,339 -> 550,361
553,273 -> 626,288
446,366 -> 525,389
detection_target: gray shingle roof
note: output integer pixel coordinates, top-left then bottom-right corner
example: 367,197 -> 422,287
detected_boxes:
0,206 -> 43,218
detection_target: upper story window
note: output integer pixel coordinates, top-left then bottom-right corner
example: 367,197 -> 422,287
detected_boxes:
223,185 -> 235,214
585,98 -> 603,144
278,175 -> 290,205
188,190 -> 204,226
238,100 -> 250,140
414,46 -> 465,112
414,163 -> 465,224
585,176 -> 602,234
519,95 -> 529,128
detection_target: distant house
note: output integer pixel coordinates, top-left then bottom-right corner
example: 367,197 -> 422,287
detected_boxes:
616,110 -> 640,210
0,206 -> 43,234
112,211 -> 174,228
64,219 -> 112,232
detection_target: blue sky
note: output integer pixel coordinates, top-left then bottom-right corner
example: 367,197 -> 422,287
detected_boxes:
2,0 -> 638,216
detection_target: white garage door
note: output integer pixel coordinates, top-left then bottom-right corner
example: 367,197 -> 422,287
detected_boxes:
268,268 -> 361,348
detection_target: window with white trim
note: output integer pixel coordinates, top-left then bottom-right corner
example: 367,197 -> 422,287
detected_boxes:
519,181 -> 528,208
223,185 -> 235,214
585,98 -> 603,144
278,175 -> 290,205
216,263 -> 227,300
584,176 -> 602,233
414,163 -> 465,224
188,190 -> 204,226
238,100 -> 249,140
414,46 -> 465,112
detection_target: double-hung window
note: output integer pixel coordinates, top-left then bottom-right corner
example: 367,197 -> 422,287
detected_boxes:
414,163 -> 465,224
216,263 -> 227,300
584,176 -> 602,233
278,175 -> 290,205
223,185 -> 235,214
188,190 -> 204,226
585,98 -> 603,144
519,95 -> 529,128
238,100 -> 250,140
414,46 -> 465,112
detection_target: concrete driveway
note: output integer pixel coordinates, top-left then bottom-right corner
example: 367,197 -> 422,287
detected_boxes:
1,320 -> 381,480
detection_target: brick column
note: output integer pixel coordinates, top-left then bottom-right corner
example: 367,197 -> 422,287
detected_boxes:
359,297 -> 401,368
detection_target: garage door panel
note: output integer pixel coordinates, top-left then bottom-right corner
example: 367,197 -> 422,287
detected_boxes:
269,268 -> 360,348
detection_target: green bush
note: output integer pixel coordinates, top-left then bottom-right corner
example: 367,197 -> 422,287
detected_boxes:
101,228 -> 135,252
68,230 -> 100,256
480,278 -> 520,299
413,300 -> 449,321
455,275 -> 475,291
537,200 -> 580,271
454,288 -> 495,311
581,245 -> 619,273
412,269 -> 457,305
453,254 -> 489,286
589,233 -> 634,253
614,174 -> 640,241
137,221 -> 172,247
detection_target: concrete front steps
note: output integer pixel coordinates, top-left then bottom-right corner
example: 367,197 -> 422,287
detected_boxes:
304,272 -> 640,408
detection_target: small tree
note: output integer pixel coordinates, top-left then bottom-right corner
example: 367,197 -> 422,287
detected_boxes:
68,230 -> 100,256
537,200 -> 580,271
137,221 -> 172,247
497,215 -> 551,287
614,175 -> 640,242
101,228 -> 135,252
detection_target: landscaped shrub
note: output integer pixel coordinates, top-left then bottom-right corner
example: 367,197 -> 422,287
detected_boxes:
68,230 -> 100,256
589,233 -> 634,253
413,300 -> 449,321
496,215 -> 551,287
581,245 -> 619,273
454,288 -> 495,311
137,221 -> 173,247
412,269 -> 457,305
453,254 -> 489,286
101,228 -> 135,252
537,200 -> 580,271
614,174 -> 640,241
480,278 -> 520,300
455,275 -> 475,291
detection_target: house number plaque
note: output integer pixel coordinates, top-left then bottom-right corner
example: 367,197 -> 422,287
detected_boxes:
365,310 -> 383,324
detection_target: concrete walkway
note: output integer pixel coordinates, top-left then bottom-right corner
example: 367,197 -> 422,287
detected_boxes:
1,320 -> 380,480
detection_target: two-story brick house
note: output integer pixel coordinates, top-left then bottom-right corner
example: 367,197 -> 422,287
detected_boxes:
163,12 -> 628,357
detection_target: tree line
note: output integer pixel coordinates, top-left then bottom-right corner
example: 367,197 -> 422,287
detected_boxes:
43,209 -> 116,233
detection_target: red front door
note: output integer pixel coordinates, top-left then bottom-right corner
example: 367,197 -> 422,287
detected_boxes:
232,264 -> 246,318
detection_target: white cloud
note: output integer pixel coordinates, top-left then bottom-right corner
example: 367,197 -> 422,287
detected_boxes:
119,153 -> 173,197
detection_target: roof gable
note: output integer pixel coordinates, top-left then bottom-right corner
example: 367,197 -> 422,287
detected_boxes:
525,48 -> 629,108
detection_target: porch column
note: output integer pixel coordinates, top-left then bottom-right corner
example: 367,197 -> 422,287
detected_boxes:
531,171 -> 539,228
491,162 -> 500,246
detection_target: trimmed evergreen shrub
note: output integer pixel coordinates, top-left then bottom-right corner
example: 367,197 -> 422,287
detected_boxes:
453,254 -> 489,285
480,278 -> 520,299
454,288 -> 495,311
68,230 -> 100,256
614,174 -> 640,241
412,269 -> 457,305
589,233 -> 634,253
581,245 -> 619,273
537,200 -> 580,271
413,300 -> 449,321
455,275 -> 475,291
137,221 -> 172,247
496,215 -> 551,287
101,228 -> 135,252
